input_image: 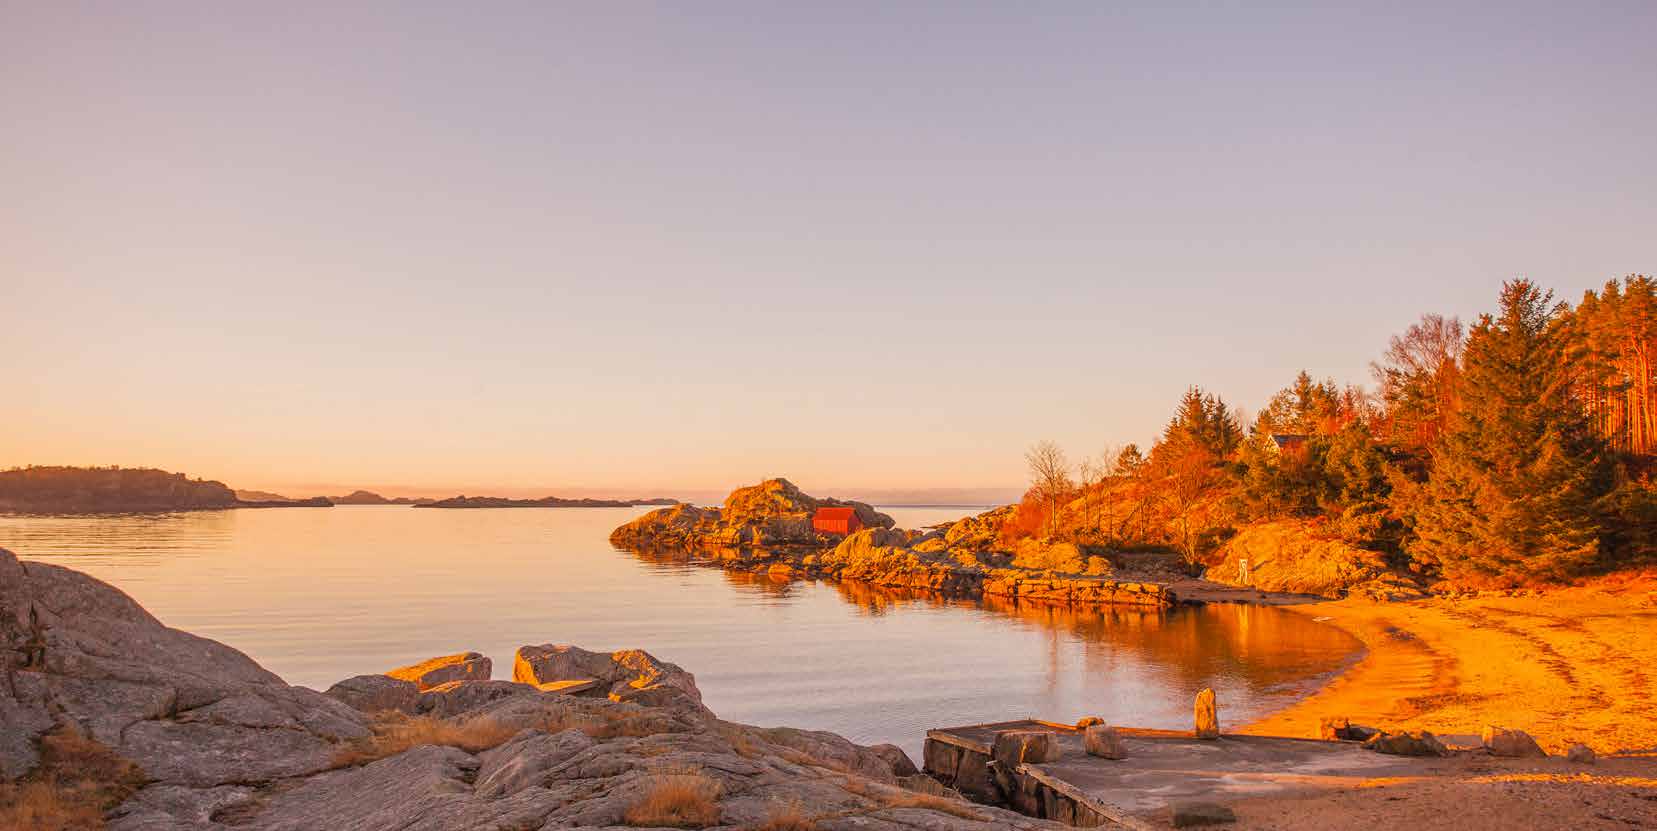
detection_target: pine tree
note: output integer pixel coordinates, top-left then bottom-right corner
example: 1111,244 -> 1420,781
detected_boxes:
1161,386 -> 1242,459
1407,280 -> 1613,583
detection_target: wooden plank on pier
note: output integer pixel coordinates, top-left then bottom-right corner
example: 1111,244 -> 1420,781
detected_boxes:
925,728 -> 991,755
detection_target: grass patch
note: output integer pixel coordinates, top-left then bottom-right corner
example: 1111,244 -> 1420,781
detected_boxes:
751,803 -> 816,830
332,713 -> 521,767
0,726 -> 145,831
584,714 -> 660,739
839,776 -> 985,821
335,702 -> 682,767
622,773 -> 722,828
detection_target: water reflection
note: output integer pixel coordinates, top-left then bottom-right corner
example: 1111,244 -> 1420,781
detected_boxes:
634,547 -> 1356,701
0,507 -> 1359,760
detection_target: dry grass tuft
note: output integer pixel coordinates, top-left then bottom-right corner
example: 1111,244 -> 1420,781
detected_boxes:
838,775 -> 985,821
584,715 -> 659,739
335,702 -> 679,767
0,726 -> 145,831
332,713 -> 520,767
715,725 -> 768,760
622,773 -> 722,828
0,781 -> 103,831
750,803 -> 817,830
887,790 -> 986,821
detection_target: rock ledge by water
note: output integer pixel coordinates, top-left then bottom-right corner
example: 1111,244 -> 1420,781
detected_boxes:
0,546 -> 1057,830
612,478 -> 1175,607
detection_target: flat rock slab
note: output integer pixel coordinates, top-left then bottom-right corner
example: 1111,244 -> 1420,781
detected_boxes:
930,720 -> 1441,819
534,678 -> 602,695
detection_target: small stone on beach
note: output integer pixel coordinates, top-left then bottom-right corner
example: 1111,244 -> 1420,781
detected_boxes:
1364,730 -> 1448,757
1482,726 -> 1547,758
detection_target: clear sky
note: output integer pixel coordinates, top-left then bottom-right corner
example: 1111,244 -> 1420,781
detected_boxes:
4,2 -> 1654,499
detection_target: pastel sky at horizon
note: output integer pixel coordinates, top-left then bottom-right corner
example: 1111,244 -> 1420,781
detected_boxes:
5,2 -> 1654,500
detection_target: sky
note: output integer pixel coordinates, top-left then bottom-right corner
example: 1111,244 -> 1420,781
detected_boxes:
4,2 -> 1654,501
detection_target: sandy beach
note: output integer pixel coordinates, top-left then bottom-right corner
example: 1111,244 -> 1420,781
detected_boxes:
1214,573 -> 1657,829
1243,573 -> 1657,755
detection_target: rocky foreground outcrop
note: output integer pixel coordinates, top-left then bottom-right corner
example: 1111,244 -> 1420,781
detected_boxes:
613,480 -> 1173,607
0,548 -> 1057,830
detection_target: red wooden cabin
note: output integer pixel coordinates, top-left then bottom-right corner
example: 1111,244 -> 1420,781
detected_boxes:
811,506 -> 863,535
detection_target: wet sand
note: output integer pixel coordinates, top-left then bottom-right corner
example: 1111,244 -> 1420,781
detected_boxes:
1218,572 -> 1657,829
1243,573 -> 1657,755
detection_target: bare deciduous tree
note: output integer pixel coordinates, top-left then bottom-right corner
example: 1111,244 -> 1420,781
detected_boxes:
1025,440 -> 1073,539
1076,457 -> 1100,535
1094,444 -> 1123,539
1370,313 -> 1464,449
1160,446 -> 1219,574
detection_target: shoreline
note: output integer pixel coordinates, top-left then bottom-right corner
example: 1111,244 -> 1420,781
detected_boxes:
1241,576 -> 1657,756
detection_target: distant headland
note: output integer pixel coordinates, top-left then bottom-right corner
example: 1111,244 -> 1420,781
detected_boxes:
0,466 -> 243,513
0,466 -> 680,514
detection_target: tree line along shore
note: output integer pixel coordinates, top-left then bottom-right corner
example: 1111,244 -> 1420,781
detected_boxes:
997,276 -> 1653,591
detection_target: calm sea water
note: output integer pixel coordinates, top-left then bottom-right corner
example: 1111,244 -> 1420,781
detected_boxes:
0,506 -> 1359,759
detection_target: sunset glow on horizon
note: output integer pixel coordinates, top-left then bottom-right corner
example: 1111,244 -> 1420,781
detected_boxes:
6,3 -> 1653,497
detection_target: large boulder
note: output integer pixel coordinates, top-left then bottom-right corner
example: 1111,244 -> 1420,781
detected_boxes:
0,547 -> 368,784
1009,539 -> 1108,575
941,505 -> 1017,552
513,644 -> 703,706
609,478 -> 894,550
1203,520 -> 1392,598
385,652 -> 491,690
324,674 -> 422,714
417,679 -> 547,718
814,529 -> 986,593
723,478 -> 893,532
609,503 -> 720,547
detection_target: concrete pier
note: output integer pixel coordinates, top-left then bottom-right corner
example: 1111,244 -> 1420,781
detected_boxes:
924,719 -> 1430,828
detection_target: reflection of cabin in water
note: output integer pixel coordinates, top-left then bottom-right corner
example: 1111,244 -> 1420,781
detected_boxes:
1268,434 -> 1310,456
812,506 -> 863,535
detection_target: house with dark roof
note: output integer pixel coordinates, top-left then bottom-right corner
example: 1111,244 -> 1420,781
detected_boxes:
1269,434 -> 1310,455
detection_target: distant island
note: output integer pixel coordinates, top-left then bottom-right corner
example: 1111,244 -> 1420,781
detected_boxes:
328,489 -> 435,506
416,495 -> 680,509
235,496 -> 335,508
3,466 -> 680,514
240,488 -> 436,506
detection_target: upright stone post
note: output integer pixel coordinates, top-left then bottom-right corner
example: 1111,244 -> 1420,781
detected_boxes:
1194,688 -> 1219,739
